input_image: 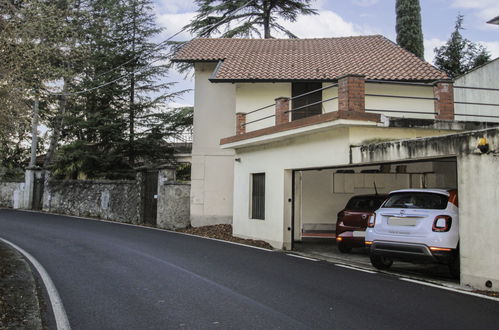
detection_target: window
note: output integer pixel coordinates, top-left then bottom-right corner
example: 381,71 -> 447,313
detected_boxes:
291,82 -> 322,120
383,192 -> 449,210
251,173 -> 265,220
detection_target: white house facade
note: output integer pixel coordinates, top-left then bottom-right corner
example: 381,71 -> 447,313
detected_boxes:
174,37 -> 499,290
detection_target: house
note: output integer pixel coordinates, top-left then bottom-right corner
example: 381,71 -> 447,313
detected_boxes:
173,35 -> 499,290
172,35 -> 496,247
454,57 -> 499,123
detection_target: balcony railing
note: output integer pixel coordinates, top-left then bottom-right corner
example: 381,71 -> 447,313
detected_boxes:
235,76 -> 499,136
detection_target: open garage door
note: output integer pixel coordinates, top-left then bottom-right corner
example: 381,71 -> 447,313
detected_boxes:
291,157 -> 459,281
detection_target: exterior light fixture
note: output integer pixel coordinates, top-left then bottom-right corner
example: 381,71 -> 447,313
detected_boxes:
477,137 -> 489,153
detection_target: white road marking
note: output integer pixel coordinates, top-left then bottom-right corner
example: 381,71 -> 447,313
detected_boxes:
335,264 -> 377,274
287,254 -> 318,261
400,278 -> 499,302
0,237 -> 71,330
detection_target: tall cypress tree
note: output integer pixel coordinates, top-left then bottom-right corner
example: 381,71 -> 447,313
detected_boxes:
395,0 -> 424,59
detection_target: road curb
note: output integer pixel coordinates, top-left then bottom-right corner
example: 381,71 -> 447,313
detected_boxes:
0,238 -> 71,330
0,240 -> 44,329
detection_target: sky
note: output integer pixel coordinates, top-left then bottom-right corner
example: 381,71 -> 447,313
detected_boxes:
153,0 -> 499,107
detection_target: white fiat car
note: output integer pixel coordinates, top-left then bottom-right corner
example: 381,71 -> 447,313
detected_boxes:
365,189 -> 459,278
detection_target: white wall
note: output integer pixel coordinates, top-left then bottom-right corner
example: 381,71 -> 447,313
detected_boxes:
236,83 -> 290,131
458,152 -> 499,290
232,125 -> 454,248
365,83 -> 435,119
191,63 -> 236,226
454,58 -> 499,123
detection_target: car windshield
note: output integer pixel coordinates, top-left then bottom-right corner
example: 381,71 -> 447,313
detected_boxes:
346,196 -> 387,211
382,192 -> 448,209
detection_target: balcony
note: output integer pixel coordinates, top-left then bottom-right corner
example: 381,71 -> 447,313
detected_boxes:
221,74 -> 499,148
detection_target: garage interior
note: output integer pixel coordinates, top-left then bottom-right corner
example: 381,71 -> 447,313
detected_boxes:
292,158 -> 459,281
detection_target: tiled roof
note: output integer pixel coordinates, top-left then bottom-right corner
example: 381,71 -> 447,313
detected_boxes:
172,35 -> 448,81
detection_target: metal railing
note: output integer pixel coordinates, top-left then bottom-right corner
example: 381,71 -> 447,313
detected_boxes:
241,83 -> 338,127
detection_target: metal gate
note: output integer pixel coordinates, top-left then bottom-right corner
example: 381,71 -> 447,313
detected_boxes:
32,177 -> 44,210
143,170 -> 159,225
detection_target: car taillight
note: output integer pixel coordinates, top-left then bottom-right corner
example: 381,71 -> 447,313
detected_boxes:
432,215 -> 452,232
367,214 -> 376,228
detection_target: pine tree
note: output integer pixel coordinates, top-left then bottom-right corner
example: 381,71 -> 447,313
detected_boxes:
52,0 -> 188,179
395,0 -> 424,59
185,0 -> 318,38
434,15 -> 491,78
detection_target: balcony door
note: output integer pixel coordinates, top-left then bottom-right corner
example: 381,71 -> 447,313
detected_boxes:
291,82 -> 322,121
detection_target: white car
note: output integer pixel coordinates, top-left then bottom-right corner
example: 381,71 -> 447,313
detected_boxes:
365,189 -> 459,278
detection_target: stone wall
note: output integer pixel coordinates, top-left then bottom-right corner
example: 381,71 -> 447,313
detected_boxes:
42,180 -> 141,224
0,182 -> 24,208
0,169 -> 192,230
157,183 -> 190,230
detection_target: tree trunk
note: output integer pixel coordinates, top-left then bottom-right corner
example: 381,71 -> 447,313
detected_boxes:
128,2 -> 137,167
263,0 -> 272,38
44,81 -> 68,169
29,93 -> 39,167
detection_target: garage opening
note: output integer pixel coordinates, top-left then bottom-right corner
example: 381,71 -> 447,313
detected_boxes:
291,157 -> 458,281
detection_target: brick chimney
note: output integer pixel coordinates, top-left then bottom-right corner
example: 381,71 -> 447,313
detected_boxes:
338,74 -> 365,113
236,112 -> 246,135
275,97 -> 290,125
434,81 -> 454,120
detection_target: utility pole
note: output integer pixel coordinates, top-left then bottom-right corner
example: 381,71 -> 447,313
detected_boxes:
29,93 -> 40,167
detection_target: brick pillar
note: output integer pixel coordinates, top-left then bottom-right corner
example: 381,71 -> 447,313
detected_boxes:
236,112 -> 246,135
338,74 -> 365,112
275,97 -> 290,125
434,81 -> 454,120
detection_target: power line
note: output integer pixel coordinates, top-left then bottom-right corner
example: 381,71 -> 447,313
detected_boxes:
49,0 -> 255,97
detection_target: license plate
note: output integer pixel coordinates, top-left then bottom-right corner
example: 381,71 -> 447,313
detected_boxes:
353,231 -> 365,237
388,217 -> 418,226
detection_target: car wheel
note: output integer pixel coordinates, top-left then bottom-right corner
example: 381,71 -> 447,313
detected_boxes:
449,251 -> 460,279
338,242 -> 352,253
370,254 -> 393,270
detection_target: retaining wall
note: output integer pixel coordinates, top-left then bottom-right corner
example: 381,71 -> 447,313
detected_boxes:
42,180 -> 141,224
0,181 -> 25,208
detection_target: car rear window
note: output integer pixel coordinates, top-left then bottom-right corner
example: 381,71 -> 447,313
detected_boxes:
346,196 -> 387,211
382,192 -> 449,209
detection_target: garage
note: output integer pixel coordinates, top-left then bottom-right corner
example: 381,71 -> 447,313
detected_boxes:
292,158 -> 459,281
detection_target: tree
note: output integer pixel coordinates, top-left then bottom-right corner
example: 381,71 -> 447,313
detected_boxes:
185,0 -> 318,38
0,0 -> 78,177
434,15 -> 491,78
395,0 -> 424,59
52,0 -> 189,179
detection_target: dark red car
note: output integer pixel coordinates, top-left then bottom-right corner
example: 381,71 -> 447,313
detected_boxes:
336,194 -> 388,253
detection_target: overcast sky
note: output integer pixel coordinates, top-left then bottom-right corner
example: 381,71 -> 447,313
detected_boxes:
154,0 -> 499,107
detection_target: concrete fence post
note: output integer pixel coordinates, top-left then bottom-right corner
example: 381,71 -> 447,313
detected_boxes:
156,165 -> 190,230
434,81 -> 454,120
338,74 -> 365,112
275,97 -> 290,125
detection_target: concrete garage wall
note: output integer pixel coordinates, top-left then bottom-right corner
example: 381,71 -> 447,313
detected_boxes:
43,180 -> 141,223
231,125 -> 455,249
0,182 -> 24,208
457,152 -> 499,290
351,127 -> 499,291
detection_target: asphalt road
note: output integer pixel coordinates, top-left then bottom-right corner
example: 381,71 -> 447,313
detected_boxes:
0,209 -> 498,330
